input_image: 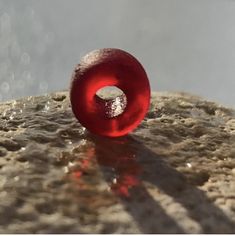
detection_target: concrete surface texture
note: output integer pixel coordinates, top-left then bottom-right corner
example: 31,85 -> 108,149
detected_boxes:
0,91 -> 234,233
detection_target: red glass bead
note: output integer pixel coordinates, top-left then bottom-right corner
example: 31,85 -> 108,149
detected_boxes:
70,48 -> 150,137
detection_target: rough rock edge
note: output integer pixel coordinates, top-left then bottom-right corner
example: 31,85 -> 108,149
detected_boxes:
0,91 -> 234,233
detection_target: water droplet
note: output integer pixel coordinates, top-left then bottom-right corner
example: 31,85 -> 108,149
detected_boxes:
79,139 -> 87,146
19,122 -> 26,128
20,147 -> 26,151
68,162 -> 75,167
9,111 -> 16,120
44,104 -> 50,111
212,156 -> 218,161
64,166 -> 69,173
186,163 -> 192,168
14,176 -> 20,181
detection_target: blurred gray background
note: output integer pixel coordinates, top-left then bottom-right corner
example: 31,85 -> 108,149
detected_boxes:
0,0 -> 234,107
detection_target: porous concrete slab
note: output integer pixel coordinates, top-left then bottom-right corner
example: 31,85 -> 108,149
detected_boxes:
0,91 -> 234,233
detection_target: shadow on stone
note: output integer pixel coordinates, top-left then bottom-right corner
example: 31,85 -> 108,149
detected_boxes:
89,134 -> 235,234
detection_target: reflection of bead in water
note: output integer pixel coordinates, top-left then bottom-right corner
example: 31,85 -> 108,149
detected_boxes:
1,82 -> 10,93
0,13 -> 11,34
21,53 -> 30,65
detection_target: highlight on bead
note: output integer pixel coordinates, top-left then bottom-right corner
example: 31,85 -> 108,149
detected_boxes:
70,48 -> 151,137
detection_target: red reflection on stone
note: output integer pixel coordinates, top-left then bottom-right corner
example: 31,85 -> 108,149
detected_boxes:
70,48 -> 150,137
111,174 -> 141,197
71,148 -> 95,180
71,137 -> 142,198
73,171 -> 82,179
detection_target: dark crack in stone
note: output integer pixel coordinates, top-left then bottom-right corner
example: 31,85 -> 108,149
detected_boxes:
0,91 -> 234,233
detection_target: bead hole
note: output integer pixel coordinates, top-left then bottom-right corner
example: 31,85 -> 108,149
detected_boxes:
96,86 -> 127,118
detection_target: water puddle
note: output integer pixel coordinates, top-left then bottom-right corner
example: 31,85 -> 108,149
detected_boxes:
67,136 -> 142,198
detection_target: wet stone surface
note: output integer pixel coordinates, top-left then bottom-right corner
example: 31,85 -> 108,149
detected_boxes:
0,91 -> 234,233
